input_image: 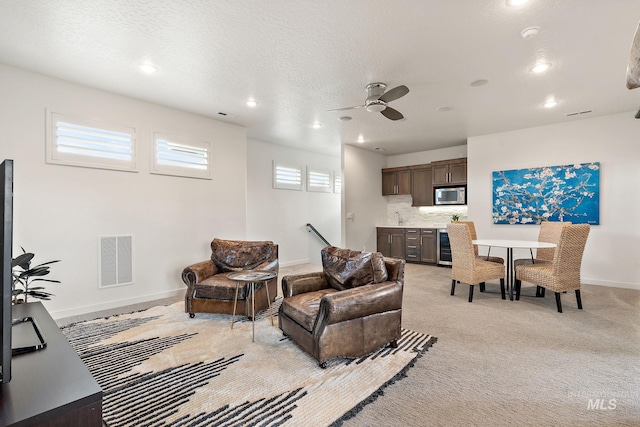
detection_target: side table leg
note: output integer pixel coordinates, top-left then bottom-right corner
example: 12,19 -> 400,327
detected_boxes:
231,282 -> 240,329
252,282 -> 256,342
264,279 -> 274,326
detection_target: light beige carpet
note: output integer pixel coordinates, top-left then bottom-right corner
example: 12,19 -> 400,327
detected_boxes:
61,300 -> 435,427
58,263 -> 640,426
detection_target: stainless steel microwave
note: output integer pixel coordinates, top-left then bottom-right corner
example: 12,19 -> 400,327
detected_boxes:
435,186 -> 466,205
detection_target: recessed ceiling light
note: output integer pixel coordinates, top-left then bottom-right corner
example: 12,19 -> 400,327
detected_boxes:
138,63 -> 157,74
374,147 -> 386,151
339,116 -> 352,121
437,106 -> 453,112
521,26 -> 540,39
470,79 -> 489,87
506,0 -> 530,7
530,62 -> 552,74
312,122 -> 322,129
357,135 -> 365,143
543,98 -> 558,108
246,99 -> 258,107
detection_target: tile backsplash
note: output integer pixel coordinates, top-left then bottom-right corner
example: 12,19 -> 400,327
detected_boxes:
386,195 -> 468,227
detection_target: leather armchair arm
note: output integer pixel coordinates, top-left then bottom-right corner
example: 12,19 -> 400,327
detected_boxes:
254,258 -> 279,273
316,281 -> 403,326
182,260 -> 218,286
282,272 -> 329,297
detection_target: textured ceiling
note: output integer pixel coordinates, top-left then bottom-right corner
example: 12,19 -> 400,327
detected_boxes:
0,1 -> 638,156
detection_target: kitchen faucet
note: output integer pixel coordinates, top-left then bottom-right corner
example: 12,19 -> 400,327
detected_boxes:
394,211 -> 403,225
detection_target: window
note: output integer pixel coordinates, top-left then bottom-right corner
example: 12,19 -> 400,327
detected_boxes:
47,111 -> 137,172
273,162 -> 304,190
152,133 -> 212,179
307,167 -> 332,193
334,173 -> 342,193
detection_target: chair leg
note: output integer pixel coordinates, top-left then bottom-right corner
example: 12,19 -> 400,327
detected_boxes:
479,282 -> 485,292
515,279 -> 521,301
500,278 -> 506,300
451,279 -> 456,296
535,286 -> 542,297
575,289 -> 583,309
540,287 -> 546,298
555,292 -> 563,313
468,284 -> 474,303
389,339 -> 399,348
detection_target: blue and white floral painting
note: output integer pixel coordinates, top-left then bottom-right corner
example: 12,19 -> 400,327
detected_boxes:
492,162 -> 600,225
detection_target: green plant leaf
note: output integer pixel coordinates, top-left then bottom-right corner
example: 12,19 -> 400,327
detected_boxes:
12,252 -> 33,269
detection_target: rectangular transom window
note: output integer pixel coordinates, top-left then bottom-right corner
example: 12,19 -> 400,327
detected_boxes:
152,133 -> 212,179
47,111 -> 137,172
273,161 -> 303,190
307,167 -> 332,193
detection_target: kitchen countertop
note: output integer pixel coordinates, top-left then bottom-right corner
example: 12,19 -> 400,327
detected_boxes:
378,224 -> 447,229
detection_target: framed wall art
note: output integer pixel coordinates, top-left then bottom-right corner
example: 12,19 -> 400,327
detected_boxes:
492,162 -> 600,225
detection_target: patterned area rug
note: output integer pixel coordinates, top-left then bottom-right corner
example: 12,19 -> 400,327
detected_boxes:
61,301 -> 436,427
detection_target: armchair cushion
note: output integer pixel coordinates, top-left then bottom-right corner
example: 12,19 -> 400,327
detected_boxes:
321,246 -> 388,291
211,239 -> 276,272
281,288 -> 338,332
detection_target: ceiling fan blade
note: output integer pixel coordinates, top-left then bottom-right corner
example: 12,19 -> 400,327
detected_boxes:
327,105 -> 364,112
381,107 -> 404,121
379,85 -> 409,103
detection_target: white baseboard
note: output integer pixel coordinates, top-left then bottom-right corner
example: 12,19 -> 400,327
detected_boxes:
49,287 -> 184,320
583,278 -> 640,291
280,259 -> 312,268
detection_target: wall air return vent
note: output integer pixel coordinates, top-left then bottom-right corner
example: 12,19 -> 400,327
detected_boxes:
98,235 -> 133,288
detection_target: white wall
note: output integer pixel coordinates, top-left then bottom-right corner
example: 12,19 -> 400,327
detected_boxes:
0,64 -> 248,318
247,139 -> 341,266
343,145 -> 388,252
386,144 -> 467,168
468,112 -> 640,289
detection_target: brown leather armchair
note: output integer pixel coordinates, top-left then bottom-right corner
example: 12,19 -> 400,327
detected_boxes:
182,239 -> 278,318
278,246 -> 405,367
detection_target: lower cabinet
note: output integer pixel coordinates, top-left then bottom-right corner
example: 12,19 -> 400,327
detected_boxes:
420,229 -> 437,263
378,227 -> 437,264
404,228 -> 421,263
376,228 -> 406,259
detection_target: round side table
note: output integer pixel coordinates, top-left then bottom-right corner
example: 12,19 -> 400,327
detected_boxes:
226,270 -> 277,342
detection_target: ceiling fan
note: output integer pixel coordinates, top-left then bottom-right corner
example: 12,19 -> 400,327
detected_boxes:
329,83 -> 410,121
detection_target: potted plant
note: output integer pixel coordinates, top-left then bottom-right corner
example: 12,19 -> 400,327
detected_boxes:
451,214 -> 460,222
12,248 -> 60,304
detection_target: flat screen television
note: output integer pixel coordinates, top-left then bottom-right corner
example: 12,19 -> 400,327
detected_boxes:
0,159 -> 13,384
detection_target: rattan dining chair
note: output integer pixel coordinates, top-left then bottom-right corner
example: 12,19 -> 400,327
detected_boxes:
513,221 -> 570,297
458,221 -> 504,293
459,221 -> 505,265
514,224 -> 590,313
448,222 -> 505,302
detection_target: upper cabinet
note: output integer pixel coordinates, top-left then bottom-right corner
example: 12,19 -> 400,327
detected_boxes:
411,166 -> 433,206
432,158 -> 467,186
382,167 -> 411,195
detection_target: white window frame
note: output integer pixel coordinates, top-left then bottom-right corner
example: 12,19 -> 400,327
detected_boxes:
334,172 -> 342,194
273,161 -> 304,190
151,132 -> 212,180
46,110 -> 137,172
307,167 -> 333,193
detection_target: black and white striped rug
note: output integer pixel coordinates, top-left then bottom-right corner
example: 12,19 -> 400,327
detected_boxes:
62,302 -> 436,427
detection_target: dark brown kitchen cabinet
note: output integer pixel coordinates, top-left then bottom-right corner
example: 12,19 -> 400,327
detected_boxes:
404,228 -> 421,263
420,228 -> 437,264
432,158 -> 467,186
411,166 -> 433,206
377,227 -> 406,258
382,168 -> 411,195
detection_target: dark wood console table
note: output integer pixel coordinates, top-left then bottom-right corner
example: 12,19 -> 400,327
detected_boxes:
0,302 -> 102,426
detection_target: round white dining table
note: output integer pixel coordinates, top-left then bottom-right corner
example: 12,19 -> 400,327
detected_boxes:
472,239 -> 556,301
